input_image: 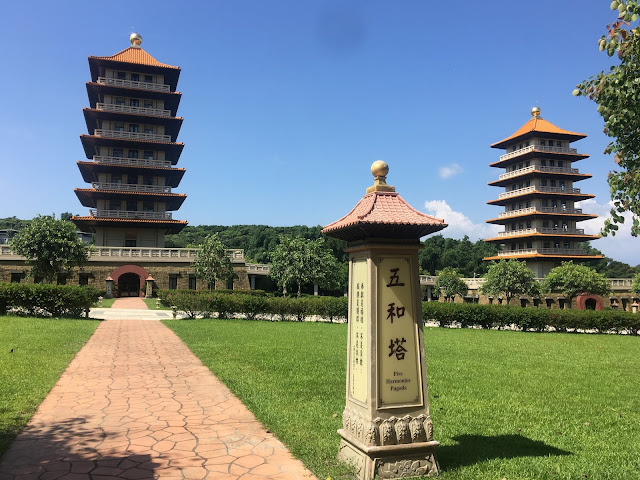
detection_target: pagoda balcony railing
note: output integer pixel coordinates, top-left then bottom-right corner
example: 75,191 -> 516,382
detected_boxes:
498,207 -> 537,218
497,207 -> 584,218
539,207 -> 583,214
94,129 -> 171,142
498,165 -> 580,181
91,182 -> 172,193
499,145 -> 579,162
90,209 -> 172,220
246,263 -> 271,275
93,155 -> 171,168
89,247 -> 244,261
97,77 -> 170,92
96,103 -> 171,117
498,185 -> 581,199
498,228 -> 585,237
498,248 -> 587,256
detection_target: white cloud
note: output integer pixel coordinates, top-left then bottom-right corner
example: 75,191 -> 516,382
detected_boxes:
576,199 -> 640,266
438,163 -> 462,179
423,200 -> 500,241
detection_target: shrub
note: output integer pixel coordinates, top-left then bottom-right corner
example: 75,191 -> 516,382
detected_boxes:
421,301 -> 639,335
316,296 -> 348,323
0,283 -> 101,318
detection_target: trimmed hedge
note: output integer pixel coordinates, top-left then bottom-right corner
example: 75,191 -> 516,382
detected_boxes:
0,283 -> 102,318
422,302 -> 640,335
157,290 -> 348,322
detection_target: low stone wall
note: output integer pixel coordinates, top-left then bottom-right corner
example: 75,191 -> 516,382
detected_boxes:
0,260 -> 250,295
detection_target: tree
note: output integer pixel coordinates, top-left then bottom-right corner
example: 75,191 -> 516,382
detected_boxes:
480,259 -> 539,305
192,234 -> 234,291
434,267 -> 468,302
632,272 -> 640,293
269,235 -> 339,296
10,215 -> 90,283
574,1 -> 640,236
543,262 -> 611,308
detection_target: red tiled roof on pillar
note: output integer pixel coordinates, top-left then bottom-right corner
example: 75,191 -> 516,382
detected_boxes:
323,161 -> 446,241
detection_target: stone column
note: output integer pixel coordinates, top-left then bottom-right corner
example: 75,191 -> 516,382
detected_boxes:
314,284 -> 319,296
323,161 -> 446,480
145,275 -> 154,298
250,275 -> 256,290
105,276 -> 114,299
426,285 -> 432,302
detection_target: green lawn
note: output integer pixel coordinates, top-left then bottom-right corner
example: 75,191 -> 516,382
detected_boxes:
0,316 -> 99,457
164,319 -> 640,480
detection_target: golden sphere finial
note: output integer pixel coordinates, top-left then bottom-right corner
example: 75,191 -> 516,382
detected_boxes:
366,160 -> 395,193
531,106 -> 541,117
371,160 -> 389,178
130,33 -> 143,48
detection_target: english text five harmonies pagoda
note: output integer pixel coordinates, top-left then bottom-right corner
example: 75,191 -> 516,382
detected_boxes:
484,107 -> 603,277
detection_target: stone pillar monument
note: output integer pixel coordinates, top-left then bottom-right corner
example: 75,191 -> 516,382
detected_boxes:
323,161 -> 447,480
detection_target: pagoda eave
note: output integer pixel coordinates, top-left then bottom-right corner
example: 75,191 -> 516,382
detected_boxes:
488,172 -> 592,187
484,233 -> 600,242
491,131 -> 586,150
83,109 -> 183,140
486,212 -> 599,224
88,60 -> 180,91
483,254 -> 604,261
489,151 -> 589,169
72,216 -> 187,234
77,161 -> 185,187
487,192 -> 595,206
80,135 -> 184,164
86,83 -> 181,115
74,189 -> 187,209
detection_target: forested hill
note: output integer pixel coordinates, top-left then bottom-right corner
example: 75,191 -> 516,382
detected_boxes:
1,217 -> 637,277
165,225 -> 348,264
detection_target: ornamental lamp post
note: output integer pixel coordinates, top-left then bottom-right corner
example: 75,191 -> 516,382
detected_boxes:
323,161 -> 447,480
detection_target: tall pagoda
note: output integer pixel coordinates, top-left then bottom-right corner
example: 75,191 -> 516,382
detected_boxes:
484,107 -> 602,277
72,33 -> 187,248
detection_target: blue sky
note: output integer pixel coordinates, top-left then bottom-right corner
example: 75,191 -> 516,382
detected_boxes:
1,1 -> 638,265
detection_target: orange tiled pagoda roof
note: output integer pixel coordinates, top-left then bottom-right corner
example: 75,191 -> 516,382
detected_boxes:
323,191 -> 446,241
491,116 -> 586,149
89,47 -> 180,70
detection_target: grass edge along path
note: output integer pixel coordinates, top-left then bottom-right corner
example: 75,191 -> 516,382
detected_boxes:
164,318 -> 640,480
0,316 -> 100,458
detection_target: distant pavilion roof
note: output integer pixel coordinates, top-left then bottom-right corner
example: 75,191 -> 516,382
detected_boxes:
491,114 -> 586,149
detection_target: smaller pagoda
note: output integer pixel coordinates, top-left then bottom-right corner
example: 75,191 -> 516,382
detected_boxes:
484,107 -> 602,277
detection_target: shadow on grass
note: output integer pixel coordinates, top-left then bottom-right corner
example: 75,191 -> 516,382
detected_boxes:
438,434 -> 572,471
0,416 -> 156,478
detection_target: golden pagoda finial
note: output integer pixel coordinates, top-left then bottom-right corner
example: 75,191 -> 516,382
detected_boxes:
130,33 -> 143,48
367,160 -> 395,194
531,106 -> 541,117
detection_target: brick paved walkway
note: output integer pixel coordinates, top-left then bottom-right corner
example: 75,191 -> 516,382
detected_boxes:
0,320 -> 316,480
111,298 -> 148,309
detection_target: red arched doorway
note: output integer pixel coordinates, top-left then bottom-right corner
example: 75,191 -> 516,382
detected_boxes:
110,265 -> 150,298
576,293 -> 603,311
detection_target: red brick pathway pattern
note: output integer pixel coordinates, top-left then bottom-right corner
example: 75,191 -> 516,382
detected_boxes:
111,298 -> 149,309
0,320 -> 316,480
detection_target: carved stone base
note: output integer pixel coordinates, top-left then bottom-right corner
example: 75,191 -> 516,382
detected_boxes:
338,431 -> 439,480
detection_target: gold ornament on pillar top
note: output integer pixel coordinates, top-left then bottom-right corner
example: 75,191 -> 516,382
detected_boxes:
531,106 -> 541,117
130,33 -> 143,48
366,160 -> 396,194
